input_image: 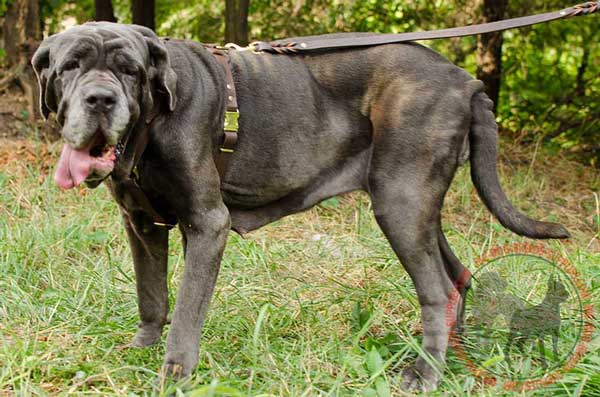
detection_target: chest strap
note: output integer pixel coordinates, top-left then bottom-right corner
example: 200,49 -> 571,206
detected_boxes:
204,45 -> 240,177
111,105 -> 177,229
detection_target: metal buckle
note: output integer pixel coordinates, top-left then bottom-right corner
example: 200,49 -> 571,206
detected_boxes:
224,110 -> 239,132
248,42 -> 263,54
153,222 -> 176,228
221,42 -> 259,52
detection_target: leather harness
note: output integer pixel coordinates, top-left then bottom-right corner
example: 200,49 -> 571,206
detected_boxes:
110,1 -> 599,229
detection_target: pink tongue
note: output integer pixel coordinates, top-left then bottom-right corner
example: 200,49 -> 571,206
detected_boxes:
54,144 -> 95,189
54,143 -> 115,189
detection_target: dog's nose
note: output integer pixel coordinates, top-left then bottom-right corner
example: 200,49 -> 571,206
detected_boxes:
84,87 -> 117,113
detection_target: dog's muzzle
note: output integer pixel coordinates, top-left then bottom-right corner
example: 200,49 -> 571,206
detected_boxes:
54,75 -> 131,190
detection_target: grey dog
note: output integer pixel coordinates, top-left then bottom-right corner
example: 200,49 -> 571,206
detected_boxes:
31,22 -> 569,392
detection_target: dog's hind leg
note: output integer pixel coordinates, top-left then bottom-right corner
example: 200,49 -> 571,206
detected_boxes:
369,184 -> 454,392
505,333 -> 513,370
368,160 -> 459,392
538,337 -> 548,368
552,329 -> 560,360
367,78 -> 475,391
438,229 -> 472,334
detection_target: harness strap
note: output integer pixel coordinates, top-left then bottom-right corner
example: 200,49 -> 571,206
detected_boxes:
204,46 -> 240,177
111,105 -> 176,228
253,1 -> 599,54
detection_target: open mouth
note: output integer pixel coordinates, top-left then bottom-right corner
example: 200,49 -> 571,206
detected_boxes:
54,130 -> 117,189
89,132 -> 115,159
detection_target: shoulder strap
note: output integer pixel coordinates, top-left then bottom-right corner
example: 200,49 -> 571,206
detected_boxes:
254,2 -> 599,54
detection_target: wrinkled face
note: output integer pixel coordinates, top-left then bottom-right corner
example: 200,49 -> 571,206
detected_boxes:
32,22 -> 177,189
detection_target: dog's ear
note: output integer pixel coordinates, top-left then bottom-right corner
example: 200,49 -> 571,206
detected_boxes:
140,74 -> 154,118
144,37 -> 178,112
127,25 -> 177,112
31,41 -> 58,119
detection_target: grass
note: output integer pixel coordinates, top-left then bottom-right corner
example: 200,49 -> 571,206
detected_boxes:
0,137 -> 599,396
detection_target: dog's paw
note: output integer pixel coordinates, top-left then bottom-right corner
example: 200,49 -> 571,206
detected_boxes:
161,351 -> 197,380
401,364 -> 441,393
131,323 -> 163,347
161,362 -> 186,380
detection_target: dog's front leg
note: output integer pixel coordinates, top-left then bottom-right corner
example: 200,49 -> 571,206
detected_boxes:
162,203 -> 230,378
122,211 -> 169,347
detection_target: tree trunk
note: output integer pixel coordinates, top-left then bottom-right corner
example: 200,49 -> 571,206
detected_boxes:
2,0 -> 23,67
131,0 -> 155,31
2,0 -> 42,120
95,0 -> 117,23
2,0 -> 41,63
477,0 -> 508,112
225,0 -> 249,46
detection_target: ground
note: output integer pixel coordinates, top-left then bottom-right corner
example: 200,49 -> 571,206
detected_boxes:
0,90 -> 598,396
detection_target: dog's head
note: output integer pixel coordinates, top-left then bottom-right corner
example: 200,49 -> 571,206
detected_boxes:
31,22 -> 177,189
547,275 -> 569,304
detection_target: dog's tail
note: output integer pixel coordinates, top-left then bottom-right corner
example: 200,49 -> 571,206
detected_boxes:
468,85 -> 570,239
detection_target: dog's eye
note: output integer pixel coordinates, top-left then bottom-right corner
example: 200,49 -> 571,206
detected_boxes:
120,66 -> 138,76
62,60 -> 79,72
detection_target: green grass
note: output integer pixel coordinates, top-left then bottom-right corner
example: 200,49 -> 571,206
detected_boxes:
0,138 -> 599,396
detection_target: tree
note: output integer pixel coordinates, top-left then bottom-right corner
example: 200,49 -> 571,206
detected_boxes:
132,0 -> 155,30
2,0 -> 42,119
225,0 -> 249,46
3,0 -> 40,67
95,0 -> 116,22
476,0 -> 508,112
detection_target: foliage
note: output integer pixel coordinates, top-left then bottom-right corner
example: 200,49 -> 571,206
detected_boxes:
0,0 -> 598,162
156,0 -> 224,43
499,19 -> 599,165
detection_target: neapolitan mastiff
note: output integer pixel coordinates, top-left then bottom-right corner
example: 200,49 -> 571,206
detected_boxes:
31,22 -> 569,392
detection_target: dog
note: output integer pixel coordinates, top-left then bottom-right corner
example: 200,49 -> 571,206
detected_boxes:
470,271 -> 523,338
506,275 -> 570,370
31,22 -> 569,392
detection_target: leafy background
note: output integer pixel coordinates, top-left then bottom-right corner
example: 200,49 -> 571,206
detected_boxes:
31,0 -> 598,165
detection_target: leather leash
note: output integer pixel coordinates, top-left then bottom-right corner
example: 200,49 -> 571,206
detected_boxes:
253,2 -> 599,54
